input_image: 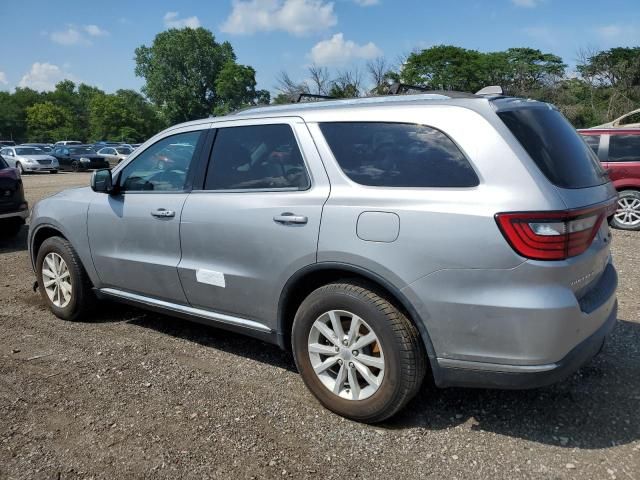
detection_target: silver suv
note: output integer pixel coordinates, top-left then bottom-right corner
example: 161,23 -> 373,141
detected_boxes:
29,92 -> 619,422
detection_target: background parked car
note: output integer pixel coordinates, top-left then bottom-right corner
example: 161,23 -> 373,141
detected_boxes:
579,128 -> 640,230
54,140 -> 83,146
593,108 -> 640,129
50,145 -> 109,172
96,146 -> 133,166
0,140 -> 17,147
0,146 -> 59,174
0,154 -> 28,237
21,143 -> 53,153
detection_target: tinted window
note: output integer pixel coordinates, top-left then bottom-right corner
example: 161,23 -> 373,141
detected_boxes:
581,135 -> 601,156
319,122 -> 478,187
69,147 -> 94,155
205,124 -> 310,190
119,131 -> 202,192
498,108 -> 606,189
0,155 -> 7,169
608,135 -> 640,162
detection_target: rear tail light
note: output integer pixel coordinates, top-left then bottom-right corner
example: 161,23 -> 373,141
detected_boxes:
0,168 -> 19,180
495,201 -> 615,261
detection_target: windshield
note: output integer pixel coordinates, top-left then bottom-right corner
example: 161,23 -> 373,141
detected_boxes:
116,147 -> 132,154
16,147 -> 44,155
497,107 -> 606,189
69,147 -> 95,155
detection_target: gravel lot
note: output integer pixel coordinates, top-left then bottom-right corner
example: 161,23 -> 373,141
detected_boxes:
1,173 -> 639,479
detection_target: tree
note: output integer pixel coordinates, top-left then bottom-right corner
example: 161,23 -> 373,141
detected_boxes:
578,47 -> 640,89
213,62 -> 260,116
25,102 -> 75,142
329,69 -> 363,98
89,90 -> 163,142
308,65 -> 331,96
275,70 -> 309,103
135,27 -> 250,123
367,57 -> 396,95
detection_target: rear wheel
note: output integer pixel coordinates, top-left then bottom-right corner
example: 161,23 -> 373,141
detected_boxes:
50,169 -> 58,174
611,190 -> 640,231
36,236 -> 95,321
71,161 -> 80,172
292,282 -> 426,423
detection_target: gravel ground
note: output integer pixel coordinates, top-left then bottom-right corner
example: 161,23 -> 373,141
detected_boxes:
1,173 -> 639,480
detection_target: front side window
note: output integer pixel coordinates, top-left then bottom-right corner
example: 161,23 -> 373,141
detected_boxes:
205,124 -> 310,190
119,130 -> 202,192
320,122 -> 478,187
608,135 -> 640,162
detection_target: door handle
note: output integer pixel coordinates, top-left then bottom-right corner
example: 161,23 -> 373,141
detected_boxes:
273,213 -> 308,225
151,208 -> 175,218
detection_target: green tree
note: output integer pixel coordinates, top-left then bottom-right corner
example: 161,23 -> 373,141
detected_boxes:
25,101 -> 75,142
89,90 -> 163,142
135,27 -> 250,123
213,62 -> 260,116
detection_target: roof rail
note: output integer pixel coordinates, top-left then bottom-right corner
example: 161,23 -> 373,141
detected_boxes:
296,93 -> 336,103
388,82 -> 431,95
475,85 -> 503,96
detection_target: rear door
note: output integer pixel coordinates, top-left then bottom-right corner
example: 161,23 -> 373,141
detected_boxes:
178,117 -> 330,328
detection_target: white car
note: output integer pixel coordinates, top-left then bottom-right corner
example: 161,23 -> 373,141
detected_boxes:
54,140 -> 83,146
593,108 -> 640,128
96,146 -> 133,166
0,146 -> 59,173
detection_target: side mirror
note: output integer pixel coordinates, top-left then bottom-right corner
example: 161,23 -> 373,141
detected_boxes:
91,169 -> 114,193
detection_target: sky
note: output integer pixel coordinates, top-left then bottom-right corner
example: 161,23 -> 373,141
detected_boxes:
0,0 -> 638,95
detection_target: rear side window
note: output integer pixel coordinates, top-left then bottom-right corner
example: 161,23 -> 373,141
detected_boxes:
498,108 -> 605,189
0,155 -> 7,169
205,124 -> 310,191
319,122 -> 478,187
608,135 -> 640,162
581,135 -> 601,156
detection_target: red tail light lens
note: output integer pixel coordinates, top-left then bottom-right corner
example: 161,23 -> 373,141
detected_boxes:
0,168 -> 19,180
495,202 -> 614,261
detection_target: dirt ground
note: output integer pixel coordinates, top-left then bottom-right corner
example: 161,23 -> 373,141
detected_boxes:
1,173 -> 639,479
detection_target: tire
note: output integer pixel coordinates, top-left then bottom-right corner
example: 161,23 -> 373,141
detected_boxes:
292,281 -> 426,423
610,190 -> 640,231
0,218 -> 24,238
50,170 -> 58,174
16,162 -> 25,174
36,236 -> 95,321
71,161 -> 80,172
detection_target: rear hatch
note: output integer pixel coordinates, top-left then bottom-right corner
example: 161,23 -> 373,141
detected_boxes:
493,100 -> 617,301
0,167 -> 25,214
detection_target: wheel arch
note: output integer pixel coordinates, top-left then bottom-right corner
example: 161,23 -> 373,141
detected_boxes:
30,224 -> 68,269
277,262 -> 439,370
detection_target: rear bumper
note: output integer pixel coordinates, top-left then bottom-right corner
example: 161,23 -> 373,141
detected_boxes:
434,300 -> 617,389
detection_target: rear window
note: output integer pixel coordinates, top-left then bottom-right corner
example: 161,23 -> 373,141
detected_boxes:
581,134 -> 601,156
319,122 -> 478,187
608,134 -> 640,162
498,108 -> 606,189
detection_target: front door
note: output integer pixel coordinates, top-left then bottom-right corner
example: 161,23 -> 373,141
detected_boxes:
178,119 -> 330,328
88,126 -> 209,303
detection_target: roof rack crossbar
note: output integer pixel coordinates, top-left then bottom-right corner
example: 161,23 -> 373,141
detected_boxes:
296,93 -> 336,103
388,82 -> 432,95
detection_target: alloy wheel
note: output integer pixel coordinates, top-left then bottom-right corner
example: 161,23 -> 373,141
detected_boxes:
42,252 -> 72,308
308,310 -> 385,401
614,196 -> 640,227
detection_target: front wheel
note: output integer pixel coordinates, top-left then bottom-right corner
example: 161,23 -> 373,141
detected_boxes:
71,161 -> 80,172
50,169 -> 58,174
292,282 -> 426,423
610,190 -> 640,231
36,236 -> 95,321
16,162 -> 25,174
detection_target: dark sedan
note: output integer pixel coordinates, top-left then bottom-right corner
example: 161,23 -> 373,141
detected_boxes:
50,145 -> 110,172
0,154 -> 28,237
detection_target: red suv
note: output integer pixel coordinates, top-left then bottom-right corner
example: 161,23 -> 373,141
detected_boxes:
579,128 -> 640,231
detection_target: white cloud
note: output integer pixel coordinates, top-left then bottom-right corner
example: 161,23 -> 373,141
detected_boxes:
84,24 -> 109,36
511,0 -> 542,7
308,33 -> 382,66
51,27 -> 86,46
18,63 -> 75,91
221,0 -> 337,36
353,0 -> 379,5
50,24 -> 108,45
0,71 -> 8,85
163,12 -> 201,29
594,24 -> 638,44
